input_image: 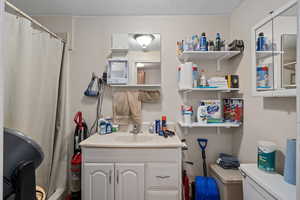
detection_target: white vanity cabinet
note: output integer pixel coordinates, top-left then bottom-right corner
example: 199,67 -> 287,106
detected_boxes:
81,147 -> 182,200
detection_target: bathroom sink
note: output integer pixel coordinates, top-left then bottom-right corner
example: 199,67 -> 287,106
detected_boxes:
114,135 -> 154,143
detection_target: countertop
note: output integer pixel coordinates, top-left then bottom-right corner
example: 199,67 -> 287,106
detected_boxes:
240,164 -> 296,200
80,132 -> 184,148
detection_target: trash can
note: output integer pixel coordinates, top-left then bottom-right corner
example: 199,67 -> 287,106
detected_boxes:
209,164 -> 243,200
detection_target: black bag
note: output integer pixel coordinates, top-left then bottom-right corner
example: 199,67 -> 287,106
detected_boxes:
228,40 -> 244,52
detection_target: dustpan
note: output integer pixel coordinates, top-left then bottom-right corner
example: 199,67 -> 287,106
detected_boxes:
195,138 -> 220,200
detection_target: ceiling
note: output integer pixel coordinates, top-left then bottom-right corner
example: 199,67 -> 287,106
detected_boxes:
8,0 -> 244,16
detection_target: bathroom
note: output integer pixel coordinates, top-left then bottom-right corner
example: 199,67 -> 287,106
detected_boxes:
1,0 -> 299,200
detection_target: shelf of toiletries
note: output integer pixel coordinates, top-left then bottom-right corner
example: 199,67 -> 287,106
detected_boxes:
176,32 -> 242,64
180,99 -> 243,129
178,121 -> 241,128
178,62 -> 240,92
178,50 -> 241,62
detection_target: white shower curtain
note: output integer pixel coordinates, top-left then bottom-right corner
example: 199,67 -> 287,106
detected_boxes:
3,12 -> 65,194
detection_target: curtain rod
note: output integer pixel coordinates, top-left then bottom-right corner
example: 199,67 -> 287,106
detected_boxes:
5,1 -> 65,43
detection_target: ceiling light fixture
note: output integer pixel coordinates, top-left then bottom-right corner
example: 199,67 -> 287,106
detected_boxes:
134,34 -> 155,49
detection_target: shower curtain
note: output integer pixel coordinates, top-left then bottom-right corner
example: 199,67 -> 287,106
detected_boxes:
3,12 -> 67,197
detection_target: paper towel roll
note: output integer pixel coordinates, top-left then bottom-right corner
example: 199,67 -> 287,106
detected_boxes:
284,138 -> 296,185
179,62 -> 193,89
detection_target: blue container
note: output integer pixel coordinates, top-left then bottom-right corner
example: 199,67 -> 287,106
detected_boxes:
257,34 -> 266,51
155,120 -> 161,134
284,139 -> 296,185
200,33 -> 208,51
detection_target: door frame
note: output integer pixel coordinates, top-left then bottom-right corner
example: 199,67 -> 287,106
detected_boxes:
0,0 -> 4,198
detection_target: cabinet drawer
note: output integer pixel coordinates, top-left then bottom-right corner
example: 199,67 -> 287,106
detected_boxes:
146,190 -> 179,200
146,163 -> 179,189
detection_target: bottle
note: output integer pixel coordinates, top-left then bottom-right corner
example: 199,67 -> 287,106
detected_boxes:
257,32 -> 266,51
200,32 -> 208,51
200,69 -> 207,87
162,116 -> 167,132
105,117 -> 113,134
215,33 -> 221,51
197,101 -> 207,124
98,118 -> 107,135
192,66 -> 198,88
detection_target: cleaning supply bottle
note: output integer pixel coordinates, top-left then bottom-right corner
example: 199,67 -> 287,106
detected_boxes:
192,66 -> 199,88
105,117 -> 113,134
98,118 -> 107,135
200,32 -> 208,51
199,69 -> 207,87
162,116 -> 167,131
215,33 -> 221,51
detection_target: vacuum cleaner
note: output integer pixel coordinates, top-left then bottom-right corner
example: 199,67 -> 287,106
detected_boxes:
195,138 -> 220,200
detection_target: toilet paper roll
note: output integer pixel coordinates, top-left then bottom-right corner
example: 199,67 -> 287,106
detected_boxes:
284,138 -> 296,185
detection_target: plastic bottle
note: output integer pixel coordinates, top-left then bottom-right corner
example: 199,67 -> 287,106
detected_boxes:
98,118 -> 107,135
105,118 -> 113,134
197,102 -> 207,124
215,33 -> 221,51
162,116 -> 167,131
200,32 -> 208,51
192,66 -> 198,88
199,69 -> 207,87
257,32 -> 266,51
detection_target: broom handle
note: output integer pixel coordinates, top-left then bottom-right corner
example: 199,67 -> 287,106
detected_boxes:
202,150 -> 207,177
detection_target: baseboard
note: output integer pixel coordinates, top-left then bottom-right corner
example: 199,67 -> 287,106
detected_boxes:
48,188 -> 65,200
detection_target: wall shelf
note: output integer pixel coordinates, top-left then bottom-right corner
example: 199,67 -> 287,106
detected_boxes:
178,121 -> 241,128
110,84 -> 161,89
177,51 -> 240,71
178,87 -> 240,93
256,51 -> 284,59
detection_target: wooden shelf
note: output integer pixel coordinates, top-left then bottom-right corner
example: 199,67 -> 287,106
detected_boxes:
178,87 -> 240,93
178,121 -> 241,128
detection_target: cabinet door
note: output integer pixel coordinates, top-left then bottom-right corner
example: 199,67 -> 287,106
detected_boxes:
115,163 -> 145,200
83,163 -> 114,200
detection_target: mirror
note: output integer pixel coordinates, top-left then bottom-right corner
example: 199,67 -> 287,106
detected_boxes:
281,34 -> 296,88
253,1 -> 298,96
110,33 -> 161,86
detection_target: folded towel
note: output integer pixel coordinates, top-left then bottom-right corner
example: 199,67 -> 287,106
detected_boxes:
138,90 -> 161,103
217,153 -> 240,169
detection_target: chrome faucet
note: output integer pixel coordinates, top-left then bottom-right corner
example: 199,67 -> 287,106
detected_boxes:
130,124 -> 141,135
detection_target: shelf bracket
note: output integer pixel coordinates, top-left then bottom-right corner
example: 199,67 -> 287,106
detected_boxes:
183,127 -> 189,135
217,127 -> 221,134
216,54 -> 229,72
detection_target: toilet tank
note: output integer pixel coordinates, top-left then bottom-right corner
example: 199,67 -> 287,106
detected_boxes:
240,164 -> 296,200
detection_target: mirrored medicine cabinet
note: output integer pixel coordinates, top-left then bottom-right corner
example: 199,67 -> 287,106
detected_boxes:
108,33 -> 161,87
252,0 -> 298,97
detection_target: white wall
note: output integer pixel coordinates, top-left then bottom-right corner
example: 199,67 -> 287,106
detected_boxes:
230,0 -> 297,172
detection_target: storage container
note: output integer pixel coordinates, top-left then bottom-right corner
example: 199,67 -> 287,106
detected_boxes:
209,164 -> 243,200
